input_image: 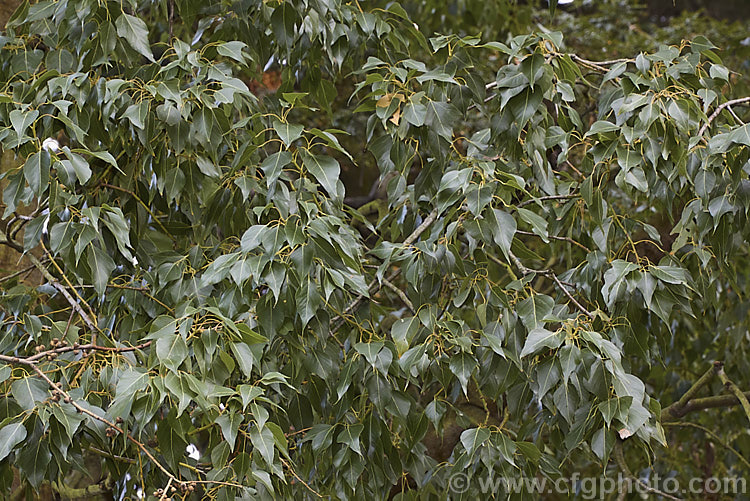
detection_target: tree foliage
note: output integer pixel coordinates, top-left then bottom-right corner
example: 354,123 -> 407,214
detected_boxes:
0,0 -> 749,499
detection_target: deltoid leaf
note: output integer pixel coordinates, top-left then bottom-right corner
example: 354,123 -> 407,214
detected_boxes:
487,208 -> 516,260
52,403 -> 85,441
391,316 -> 420,355
337,424 -> 364,456
601,260 -> 639,308
114,368 -> 149,400
250,424 -> 276,465
295,275 -> 321,326
591,427 -> 615,461
585,120 -> 619,136
460,427 -> 490,456
304,424 -> 335,452
517,294 -> 554,330
449,352 -> 477,394
23,151 -> 50,197
156,333 -> 189,372
217,41 -> 249,63
272,119 -> 304,147
87,245 -> 116,295
62,147 -> 92,184
425,100 -> 461,141
0,423 -> 27,461
260,151 -> 292,190
102,207 -> 134,262
271,1 -> 296,47
649,265 -> 688,285
11,377 -> 48,411
9,109 -> 39,141
156,416 -> 188,471
115,13 -> 155,62
217,412 -> 244,451
17,439 -> 52,488
520,328 -> 564,357
300,150 -> 343,200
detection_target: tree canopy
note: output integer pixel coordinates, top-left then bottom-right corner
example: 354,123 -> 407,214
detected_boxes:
0,0 -> 749,499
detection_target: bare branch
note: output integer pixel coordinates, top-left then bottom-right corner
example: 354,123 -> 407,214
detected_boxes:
382,277 -> 415,313
698,96 -> 750,137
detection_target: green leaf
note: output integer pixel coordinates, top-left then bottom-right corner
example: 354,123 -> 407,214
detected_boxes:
650,265 -> 688,285
391,316 -> 420,356
585,120 -> 620,136
520,327 -> 564,357
300,150 -> 342,200
449,352 -> 476,395
217,41 -> 248,63
23,151 -> 50,197
62,147 -> 91,184
11,377 -> 48,410
337,424 -> 364,456
304,424 -> 335,452
261,151 -> 292,191
272,119 -> 304,147
425,100 -> 460,141
115,369 -> 149,400
86,245 -> 115,295
0,423 -> 27,461
271,2 -> 296,46
10,109 -> 39,139
156,333 -> 188,372
196,156 -> 221,178
460,427 -> 490,456
517,294 -> 554,330
249,424 -> 275,465
487,208 -> 516,260
115,13 -> 155,62
217,412 -> 243,451
230,342 -> 256,378
517,207 -> 548,240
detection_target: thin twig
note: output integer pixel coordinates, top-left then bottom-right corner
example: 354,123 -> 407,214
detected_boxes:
24,252 -> 99,335
505,250 -> 594,319
567,53 -> 632,72
281,458 -> 323,498
515,230 -> 591,252
663,422 -> 750,471
517,194 -> 576,208
727,105 -> 745,125
698,96 -> 750,137
548,273 -> 593,318
330,210 -> 438,334
0,263 -> 39,283
613,441 -> 682,501
382,277 -> 415,313
159,477 -> 173,501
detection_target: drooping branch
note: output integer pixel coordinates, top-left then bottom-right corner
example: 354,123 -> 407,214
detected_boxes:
3,350 -> 178,484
